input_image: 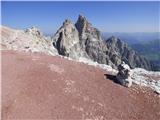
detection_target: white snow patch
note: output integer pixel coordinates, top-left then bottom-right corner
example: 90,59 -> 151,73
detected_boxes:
78,57 -> 117,73
132,68 -> 160,94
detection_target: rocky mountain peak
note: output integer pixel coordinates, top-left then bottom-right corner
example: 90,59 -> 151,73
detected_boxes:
75,14 -> 102,44
75,14 -> 92,35
52,18 -> 85,58
52,15 -> 152,70
63,19 -> 72,26
105,36 -> 152,70
106,36 -> 127,48
77,14 -> 88,23
25,26 -> 43,37
108,36 -> 118,42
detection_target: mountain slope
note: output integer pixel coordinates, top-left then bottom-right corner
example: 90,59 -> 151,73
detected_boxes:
1,26 -> 58,56
2,50 -> 160,120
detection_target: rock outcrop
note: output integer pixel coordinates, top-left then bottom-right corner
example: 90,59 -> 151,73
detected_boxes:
75,15 -> 113,65
52,19 -> 87,59
1,26 -> 58,56
105,36 -> 152,70
75,15 -> 102,47
116,62 -> 133,87
52,15 -> 152,70
25,26 -> 43,37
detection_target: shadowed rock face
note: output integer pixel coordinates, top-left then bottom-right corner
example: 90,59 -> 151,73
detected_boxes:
52,19 -> 87,59
75,15 -> 111,65
106,36 -> 152,70
75,15 -> 102,43
52,15 -> 152,70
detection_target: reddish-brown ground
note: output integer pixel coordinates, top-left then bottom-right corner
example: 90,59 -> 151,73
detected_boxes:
1,50 -> 160,120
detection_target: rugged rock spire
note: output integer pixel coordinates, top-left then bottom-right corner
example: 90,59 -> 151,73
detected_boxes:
75,14 -> 111,65
75,14 -> 102,43
52,15 -> 152,70
105,36 -> 152,70
52,19 -> 87,59
75,14 -> 89,35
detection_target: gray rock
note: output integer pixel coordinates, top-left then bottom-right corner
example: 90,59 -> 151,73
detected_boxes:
52,14 -> 152,71
75,15 -> 113,66
105,36 -> 152,70
116,62 -> 133,87
25,26 -> 43,37
52,19 -> 87,59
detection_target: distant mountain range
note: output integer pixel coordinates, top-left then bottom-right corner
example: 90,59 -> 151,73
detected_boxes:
102,32 -> 160,71
131,39 -> 160,71
102,32 -> 160,45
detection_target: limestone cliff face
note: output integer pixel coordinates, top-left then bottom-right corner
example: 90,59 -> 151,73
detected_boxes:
75,15 -> 111,65
75,15 -> 102,47
105,36 -> 152,70
52,19 -> 87,59
52,15 -> 152,70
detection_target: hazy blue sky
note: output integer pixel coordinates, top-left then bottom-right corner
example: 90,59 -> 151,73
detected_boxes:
2,1 -> 159,34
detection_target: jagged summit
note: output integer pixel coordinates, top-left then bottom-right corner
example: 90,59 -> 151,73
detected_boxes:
75,14 -> 102,44
52,17 -> 86,58
75,14 -> 98,38
52,15 -> 152,70
63,19 -> 73,26
75,15 -> 88,36
107,36 -> 118,42
1,14 -> 152,70
78,14 -> 86,19
25,26 -> 43,37
106,36 -> 127,48
106,36 -> 152,70
76,14 -> 88,24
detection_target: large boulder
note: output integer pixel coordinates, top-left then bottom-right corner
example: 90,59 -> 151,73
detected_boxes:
116,62 -> 133,87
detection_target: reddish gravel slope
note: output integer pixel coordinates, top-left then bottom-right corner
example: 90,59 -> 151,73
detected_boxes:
1,50 -> 160,120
